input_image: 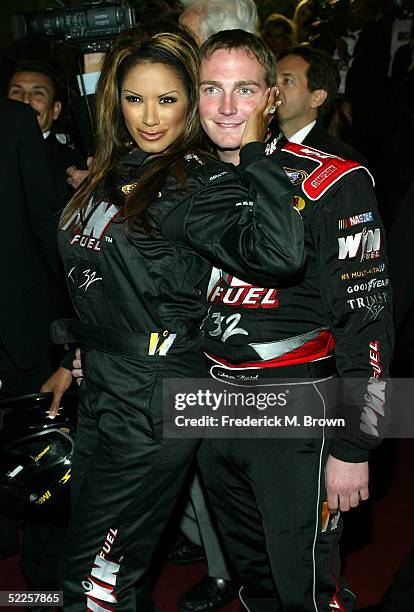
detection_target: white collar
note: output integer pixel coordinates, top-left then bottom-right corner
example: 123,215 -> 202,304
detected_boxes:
42,130 -> 51,140
288,121 -> 316,144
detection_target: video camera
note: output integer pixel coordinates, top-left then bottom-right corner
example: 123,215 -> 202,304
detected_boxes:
11,0 -> 135,53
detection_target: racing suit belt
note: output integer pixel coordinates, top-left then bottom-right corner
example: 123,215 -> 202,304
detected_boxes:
51,318 -> 198,360
204,352 -> 336,379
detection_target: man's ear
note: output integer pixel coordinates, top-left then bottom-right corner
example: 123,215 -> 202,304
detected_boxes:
311,89 -> 327,110
52,100 -> 62,121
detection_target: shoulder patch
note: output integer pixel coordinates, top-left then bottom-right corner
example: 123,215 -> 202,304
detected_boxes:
121,182 -> 137,195
283,167 -> 308,185
184,152 -> 204,165
209,171 -> 230,181
282,142 -> 375,200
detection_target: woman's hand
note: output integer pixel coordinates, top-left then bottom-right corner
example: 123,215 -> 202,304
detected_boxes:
241,86 -> 280,149
72,347 -> 84,387
41,367 -> 73,418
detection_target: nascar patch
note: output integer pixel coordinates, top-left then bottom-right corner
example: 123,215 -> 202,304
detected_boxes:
338,211 -> 374,229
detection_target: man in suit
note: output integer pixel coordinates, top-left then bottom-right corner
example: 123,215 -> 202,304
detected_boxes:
7,61 -> 85,208
0,98 -> 73,605
275,45 -> 367,163
343,0 -> 392,174
0,97 -> 66,399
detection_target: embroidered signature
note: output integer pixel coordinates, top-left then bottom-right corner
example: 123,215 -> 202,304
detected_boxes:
68,267 -> 103,292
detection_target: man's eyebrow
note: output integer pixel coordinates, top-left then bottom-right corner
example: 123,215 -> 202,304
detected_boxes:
200,80 -> 261,87
234,80 -> 261,87
10,83 -> 49,92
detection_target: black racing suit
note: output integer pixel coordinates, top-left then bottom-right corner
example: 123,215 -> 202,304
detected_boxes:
199,140 -> 393,612
53,144 -> 304,612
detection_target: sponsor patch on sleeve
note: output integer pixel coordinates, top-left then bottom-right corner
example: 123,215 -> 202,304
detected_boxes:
282,142 -> 374,200
338,211 -> 374,229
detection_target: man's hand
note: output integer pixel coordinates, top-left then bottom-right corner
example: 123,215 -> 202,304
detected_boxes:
67,156 -> 93,190
241,86 -> 280,148
72,347 -> 84,386
325,454 -> 369,512
41,367 -> 73,418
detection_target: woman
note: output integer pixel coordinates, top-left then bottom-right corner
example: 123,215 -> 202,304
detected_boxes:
261,12 -> 296,57
55,32 -> 303,610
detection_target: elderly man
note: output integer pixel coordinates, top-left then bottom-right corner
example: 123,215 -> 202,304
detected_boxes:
179,0 -> 258,44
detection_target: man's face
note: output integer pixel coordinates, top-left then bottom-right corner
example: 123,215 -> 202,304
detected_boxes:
275,54 -> 318,136
8,71 -> 61,133
199,49 -> 268,154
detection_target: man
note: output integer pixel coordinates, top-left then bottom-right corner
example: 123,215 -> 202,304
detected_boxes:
275,45 -> 366,162
179,0 -> 258,45
8,61 -> 85,207
0,97 -> 71,604
196,30 -> 392,611
341,0 -> 392,175
0,98 -> 65,399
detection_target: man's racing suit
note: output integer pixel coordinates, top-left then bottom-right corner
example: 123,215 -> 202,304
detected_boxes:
199,139 -> 393,612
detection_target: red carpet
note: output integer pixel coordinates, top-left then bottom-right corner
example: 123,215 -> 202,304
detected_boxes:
1,440 -> 413,611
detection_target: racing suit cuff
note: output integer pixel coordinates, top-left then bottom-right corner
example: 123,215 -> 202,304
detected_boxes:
239,141 -> 266,165
330,437 -> 378,463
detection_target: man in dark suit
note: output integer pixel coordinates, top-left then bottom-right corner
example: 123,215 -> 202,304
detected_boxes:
0,98 -> 72,599
0,97 -> 67,398
7,61 -> 85,209
275,45 -> 367,164
343,0 -> 392,175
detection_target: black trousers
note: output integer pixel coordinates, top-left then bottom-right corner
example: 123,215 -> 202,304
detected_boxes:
198,380 -> 356,612
59,349 -> 201,611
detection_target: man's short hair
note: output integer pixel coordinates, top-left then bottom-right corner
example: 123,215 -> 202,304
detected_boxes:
278,45 -> 340,117
180,0 -> 259,39
11,60 -> 60,100
199,29 -> 277,86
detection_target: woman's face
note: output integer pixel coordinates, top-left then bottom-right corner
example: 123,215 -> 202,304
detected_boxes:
121,62 -> 189,153
263,26 -> 292,56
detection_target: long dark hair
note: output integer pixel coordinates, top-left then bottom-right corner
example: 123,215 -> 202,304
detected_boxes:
60,32 -> 202,233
